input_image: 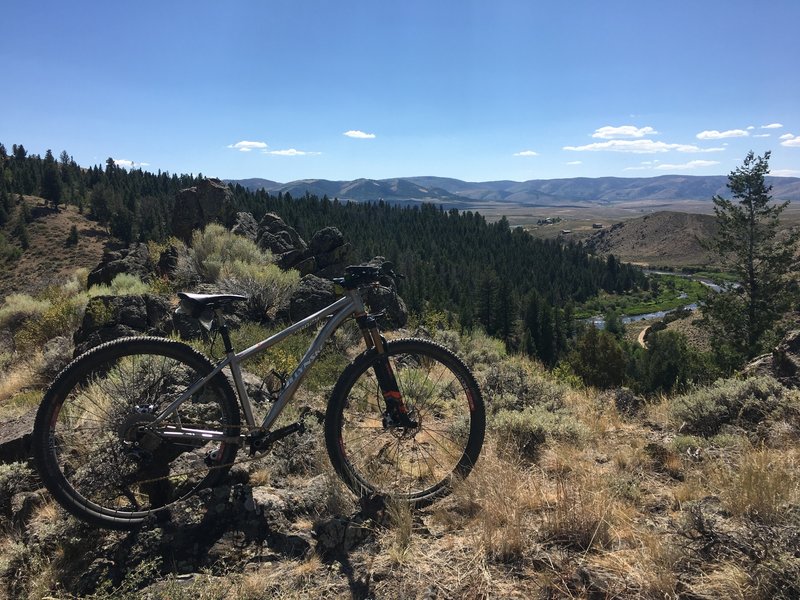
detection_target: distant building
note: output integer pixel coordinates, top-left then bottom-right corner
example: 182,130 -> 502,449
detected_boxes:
592,223 -> 604,229
560,229 -> 572,235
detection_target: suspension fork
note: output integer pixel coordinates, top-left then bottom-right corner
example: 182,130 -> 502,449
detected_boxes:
355,314 -> 416,427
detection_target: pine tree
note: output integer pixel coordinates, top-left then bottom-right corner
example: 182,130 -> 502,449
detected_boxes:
41,149 -> 62,209
66,224 -> 79,247
702,151 -> 799,366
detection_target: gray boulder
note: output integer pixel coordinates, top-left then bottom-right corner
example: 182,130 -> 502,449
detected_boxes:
0,411 -> 36,463
87,243 -> 152,287
230,211 -> 259,242
257,213 -> 307,259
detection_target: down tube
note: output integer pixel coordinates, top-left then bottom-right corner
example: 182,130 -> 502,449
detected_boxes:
259,301 -> 357,430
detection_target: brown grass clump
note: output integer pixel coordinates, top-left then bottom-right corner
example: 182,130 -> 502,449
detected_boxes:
714,445 -> 799,523
0,353 -> 42,405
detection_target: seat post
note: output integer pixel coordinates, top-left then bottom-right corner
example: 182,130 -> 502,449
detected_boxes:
215,309 -> 235,354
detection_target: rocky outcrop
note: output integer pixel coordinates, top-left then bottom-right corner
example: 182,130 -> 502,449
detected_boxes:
257,213 -> 307,256
87,243 -> 152,287
73,294 -> 173,355
253,213 -> 353,278
288,275 -> 338,322
308,227 -> 352,278
230,212 -> 259,242
172,178 -> 235,242
745,329 -> 800,387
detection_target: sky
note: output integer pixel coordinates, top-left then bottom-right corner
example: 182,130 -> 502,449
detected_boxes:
2,0 -> 800,183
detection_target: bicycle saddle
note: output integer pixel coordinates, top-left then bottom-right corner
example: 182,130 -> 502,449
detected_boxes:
177,292 -> 248,317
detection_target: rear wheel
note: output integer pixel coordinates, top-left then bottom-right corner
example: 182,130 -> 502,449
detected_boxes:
33,337 -> 240,529
325,338 -> 485,506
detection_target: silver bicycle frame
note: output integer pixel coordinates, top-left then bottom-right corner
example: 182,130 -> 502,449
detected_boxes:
152,289 -> 368,443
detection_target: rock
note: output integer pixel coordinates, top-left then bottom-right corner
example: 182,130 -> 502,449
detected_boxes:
231,212 -> 259,242
247,487 -> 288,518
172,178 -> 235,242
275,248 -> 307,271
773,330 -> 800,386
313,515 -> 373,554
288,275 -> 337,322
11,490 -> 44,528
309,227 -> 344,255
157,244 -> 181,278
0,410 -> 36,463
606,387 -> 644,416
744,329 -> 800,387
257,213 -> 307,259
314,243 -> 353,278
363,286 -> 408,329
238,370 -> 274,406
292,255 -> 317,276
73,294 -> 173,355
87,243 -> 152,287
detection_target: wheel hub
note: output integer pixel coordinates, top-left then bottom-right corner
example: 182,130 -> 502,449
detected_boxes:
118,411 -> 163,453
384,408 -> 421,439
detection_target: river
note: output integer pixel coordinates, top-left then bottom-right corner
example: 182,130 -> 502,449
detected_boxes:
587,272 -> 730,328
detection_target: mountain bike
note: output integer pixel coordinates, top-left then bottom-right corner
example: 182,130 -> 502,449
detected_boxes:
32,263 -> 485,529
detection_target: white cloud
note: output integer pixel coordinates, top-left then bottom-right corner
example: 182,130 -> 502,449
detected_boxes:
779,133 -> 794,140
566,160 -> 582,165
781,135 -> 800,148
564,139 -> 724,154
114,159 -> 149,168
228,140 -> 268,152
625,159 -> 719,172
266,149 -> 321,156
513,150 -> 539,157
761,123 -> 783,129
696,129 -> 749,140
753,134 -> 771,138
343,130 -> 376,139
747,125 -> 755,130
772,169 -> 800,176
591,125 -> 658,139
654,160 -> 720,171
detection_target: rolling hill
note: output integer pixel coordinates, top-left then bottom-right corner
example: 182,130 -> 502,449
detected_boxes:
584,210 -> 720,268
229,174 -> 800,209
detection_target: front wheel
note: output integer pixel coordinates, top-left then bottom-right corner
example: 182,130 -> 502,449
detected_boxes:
325,338 -> 485,506
33,337 -> 241,529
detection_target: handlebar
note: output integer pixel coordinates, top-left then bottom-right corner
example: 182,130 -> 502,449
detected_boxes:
334,262 -> 404,290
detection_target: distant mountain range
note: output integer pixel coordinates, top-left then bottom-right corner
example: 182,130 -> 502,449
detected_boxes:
228,175 -> 800,208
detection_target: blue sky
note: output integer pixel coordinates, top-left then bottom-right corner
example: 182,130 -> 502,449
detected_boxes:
2,0 -> 799,182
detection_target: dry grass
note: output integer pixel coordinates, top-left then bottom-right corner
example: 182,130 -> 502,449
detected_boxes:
1,319 -> 799,598
714,445 -> 799,523
0,200 -> 109,298
0,352 -> 43,405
